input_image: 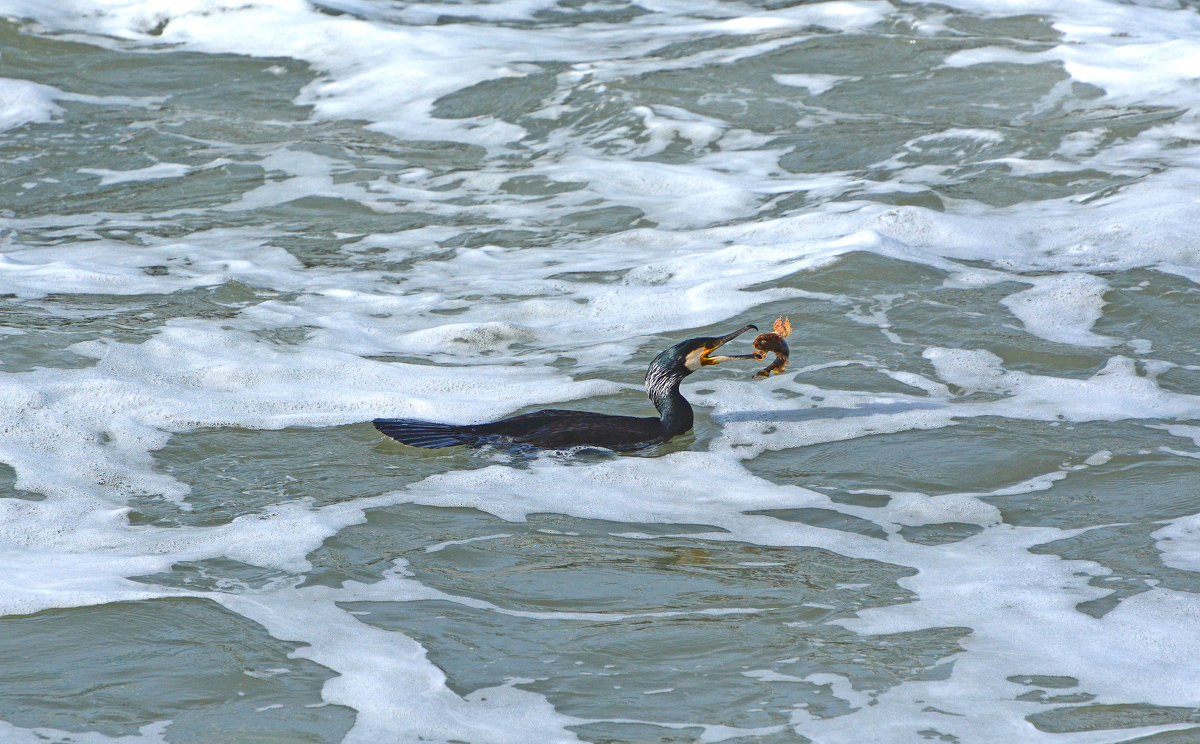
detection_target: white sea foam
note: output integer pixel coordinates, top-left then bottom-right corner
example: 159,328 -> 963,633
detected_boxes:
0,428 -> 1192,741
943,8 -> 1200,107
630,105 -> 725,154
3,0 -> 1200,741
0,78 -> 63,132
0,721 -> 170,744
0,230 -> 307,298
772,73 -> 852,96
542,157 -> 759,227
0,76 -> 160,131
0,317 -> 624,522
0,0 -> 888,147
699,346 -> 1200,465
79,163 -> 193,186
1153,515 -> 1200,574
380,451 -> 1200,741
1000,273 -> 1115,347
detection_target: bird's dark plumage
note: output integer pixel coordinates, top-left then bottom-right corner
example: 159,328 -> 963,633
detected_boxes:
373,324 -> 757,452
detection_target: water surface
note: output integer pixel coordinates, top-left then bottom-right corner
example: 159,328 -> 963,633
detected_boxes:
1,0 -> 1199,742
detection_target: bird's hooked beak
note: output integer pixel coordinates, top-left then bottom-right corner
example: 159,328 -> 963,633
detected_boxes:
699,324 -> 758,365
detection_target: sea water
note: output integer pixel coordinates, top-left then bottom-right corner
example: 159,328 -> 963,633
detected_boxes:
0,0 -> 1199,742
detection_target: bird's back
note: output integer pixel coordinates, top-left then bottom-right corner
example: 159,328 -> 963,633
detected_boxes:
374,409 -> 667,451
474,409 -> 666,450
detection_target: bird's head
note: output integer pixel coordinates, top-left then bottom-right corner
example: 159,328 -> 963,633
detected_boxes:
648,324 -> 759,381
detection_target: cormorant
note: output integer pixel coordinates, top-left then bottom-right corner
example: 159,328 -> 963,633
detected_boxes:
373,324 -> 758,451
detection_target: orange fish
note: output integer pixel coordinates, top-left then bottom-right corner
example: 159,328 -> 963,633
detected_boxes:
751,316 -> 791,378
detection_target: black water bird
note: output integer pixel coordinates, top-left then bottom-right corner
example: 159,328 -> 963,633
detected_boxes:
373,324 -> 758,451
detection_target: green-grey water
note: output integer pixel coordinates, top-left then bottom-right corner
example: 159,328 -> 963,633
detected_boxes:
1,1 -> 1199,742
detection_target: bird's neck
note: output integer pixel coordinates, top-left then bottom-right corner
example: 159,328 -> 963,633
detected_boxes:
645,368 -> 693,437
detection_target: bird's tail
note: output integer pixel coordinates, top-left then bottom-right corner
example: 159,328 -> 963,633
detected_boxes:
372,418 -> 481,448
